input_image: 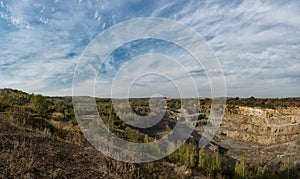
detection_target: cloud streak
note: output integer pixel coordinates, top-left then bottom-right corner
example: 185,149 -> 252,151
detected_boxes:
0,0 -> 299,97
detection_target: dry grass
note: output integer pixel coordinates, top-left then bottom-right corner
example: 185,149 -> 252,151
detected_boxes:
0,138 -> 36,178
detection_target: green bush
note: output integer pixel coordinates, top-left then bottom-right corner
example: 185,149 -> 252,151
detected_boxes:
31,94 -> 50,117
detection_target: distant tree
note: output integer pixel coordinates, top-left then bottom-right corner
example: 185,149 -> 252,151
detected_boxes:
32,94 -> 49,117
144,134 -> 150,143
197,148 -> 222,176
234,156 -> 249,178
256,165 -> 268,176
198,148 -> 206,173
187,143 -> 196,167
167,141 -> 177,161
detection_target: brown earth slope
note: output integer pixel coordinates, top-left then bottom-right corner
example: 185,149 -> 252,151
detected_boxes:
0,119 -> 191,178
0,120 -> 123,178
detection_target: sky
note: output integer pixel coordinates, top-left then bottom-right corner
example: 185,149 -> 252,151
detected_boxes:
0,0 -> 300,98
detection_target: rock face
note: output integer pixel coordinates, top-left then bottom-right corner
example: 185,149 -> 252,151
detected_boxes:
215,105 -> 300,166
220,106 -> 300,145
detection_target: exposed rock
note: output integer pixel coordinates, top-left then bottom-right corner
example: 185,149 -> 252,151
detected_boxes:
212,105 -> 300,166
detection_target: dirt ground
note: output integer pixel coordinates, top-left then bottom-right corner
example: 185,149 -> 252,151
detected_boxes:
0,119 -> 192,178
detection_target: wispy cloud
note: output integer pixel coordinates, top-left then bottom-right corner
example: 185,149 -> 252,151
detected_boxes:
0,0 -> 299,97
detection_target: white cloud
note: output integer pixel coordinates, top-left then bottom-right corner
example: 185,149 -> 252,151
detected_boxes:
169,0 -> 300,97
0,0 -> 299,97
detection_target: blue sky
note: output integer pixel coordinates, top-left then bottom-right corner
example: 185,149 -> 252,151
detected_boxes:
0,0 -> 300,97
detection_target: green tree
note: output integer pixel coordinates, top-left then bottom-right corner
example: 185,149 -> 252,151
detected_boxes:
32,94 -> 49,117
234,156 -> 249,178
212,151 -> 221,175
143,134 -> 150,143
198,148 -> 206,173
167,141 -> 177,161
186,143 -> 196,167
197,148 -> 222,177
